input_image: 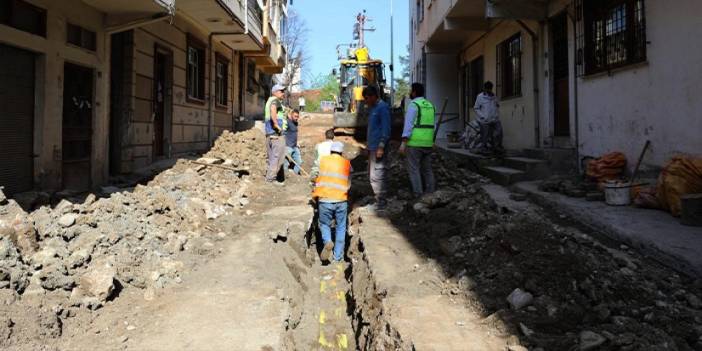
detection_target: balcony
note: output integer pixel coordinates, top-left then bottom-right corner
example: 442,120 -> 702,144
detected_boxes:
247,0 -> 263,39
245,0 -> 286,73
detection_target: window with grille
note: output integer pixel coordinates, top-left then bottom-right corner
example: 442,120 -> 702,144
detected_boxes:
0,0 -> 46,37
496,33 -> 522,99
215,56 -> 228,107
186,37 -> 205,101
576,0 -> 647,76
67,23 -> 96,51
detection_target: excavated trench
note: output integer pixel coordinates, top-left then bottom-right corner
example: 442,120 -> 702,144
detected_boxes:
271,203 -> 410,351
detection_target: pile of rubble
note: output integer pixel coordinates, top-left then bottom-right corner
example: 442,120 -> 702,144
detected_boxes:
0,128 -> 265,347
377,150 -> 702,350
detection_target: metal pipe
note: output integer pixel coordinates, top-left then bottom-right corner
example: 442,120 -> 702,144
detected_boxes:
105,13 -> 171,34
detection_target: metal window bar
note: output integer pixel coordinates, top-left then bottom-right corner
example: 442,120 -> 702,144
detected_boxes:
497,34 -> 521,98
578,0 -> 646,76
216,61 -> 227,106
187,47 -> 199,98
248,0 -> 263,34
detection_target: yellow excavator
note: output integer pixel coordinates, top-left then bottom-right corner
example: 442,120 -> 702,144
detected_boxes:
333,11 -> 401,138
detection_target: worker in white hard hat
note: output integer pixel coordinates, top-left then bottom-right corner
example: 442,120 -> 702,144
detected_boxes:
312,141 -> 351,263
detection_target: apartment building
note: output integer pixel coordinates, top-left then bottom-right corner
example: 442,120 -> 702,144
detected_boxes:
409,0 -> 702,172
0,0 -> 287,196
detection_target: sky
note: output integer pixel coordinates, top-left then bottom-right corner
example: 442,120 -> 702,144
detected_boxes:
288,0 -> 409,88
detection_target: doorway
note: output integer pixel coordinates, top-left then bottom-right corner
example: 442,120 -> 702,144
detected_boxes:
551,12 -> 570,137
62,63 -> 94,191
153,45 -> 172,160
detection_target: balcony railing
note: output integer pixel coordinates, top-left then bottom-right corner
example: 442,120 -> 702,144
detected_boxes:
247,0 -> 263,36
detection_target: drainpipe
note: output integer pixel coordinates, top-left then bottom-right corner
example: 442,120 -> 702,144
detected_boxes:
517,20 -> 541,149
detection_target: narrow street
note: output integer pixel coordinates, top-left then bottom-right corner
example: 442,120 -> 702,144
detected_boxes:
1,114 -> 700,350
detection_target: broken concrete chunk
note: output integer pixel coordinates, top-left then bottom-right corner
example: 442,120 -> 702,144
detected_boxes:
68,249 -> 91,269
0,188 -> 6,205
687,293 -> 702,309
78,262 -> 117,303
59,214 -> 78,228
83,194 -> 97,207
39,265 -> 75,291
579,331 -> 606,350
507,288 -> 534,310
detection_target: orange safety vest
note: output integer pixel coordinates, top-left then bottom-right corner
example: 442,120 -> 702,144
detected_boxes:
312,154 -> 351,201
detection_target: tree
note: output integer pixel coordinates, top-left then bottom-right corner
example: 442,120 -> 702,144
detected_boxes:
305,73 -> 339,112
276,9 -> 309,96
393,45 -> 411,106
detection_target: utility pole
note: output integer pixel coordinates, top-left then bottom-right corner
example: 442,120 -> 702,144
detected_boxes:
390,0 -> 395,106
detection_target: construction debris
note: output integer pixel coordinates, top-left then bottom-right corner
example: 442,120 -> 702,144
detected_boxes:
359,149 -> 702,351
0,128 -> 266,348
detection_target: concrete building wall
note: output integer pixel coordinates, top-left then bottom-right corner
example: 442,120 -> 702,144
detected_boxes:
577,0 -> 702,168
459,21 -> 539,150
0,0 -> 109,191
424,53 -> 460,138
544,0 -> 702,170
122,17 -> 238,170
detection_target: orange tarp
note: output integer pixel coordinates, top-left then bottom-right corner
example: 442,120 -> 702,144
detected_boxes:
656,156 -> 702,217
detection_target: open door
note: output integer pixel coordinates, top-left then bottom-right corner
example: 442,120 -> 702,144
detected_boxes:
62,63 -> 93,191
551,12 -> 570,137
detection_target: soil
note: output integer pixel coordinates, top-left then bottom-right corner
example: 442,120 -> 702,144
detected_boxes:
0,113 -> 700,351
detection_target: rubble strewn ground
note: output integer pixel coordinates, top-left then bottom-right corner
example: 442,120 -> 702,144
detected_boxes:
0,129 -> 265,350
1,115 -> 701,350
353,150 -> 702,350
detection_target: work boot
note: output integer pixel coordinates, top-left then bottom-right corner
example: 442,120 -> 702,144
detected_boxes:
320,241 -> 334,262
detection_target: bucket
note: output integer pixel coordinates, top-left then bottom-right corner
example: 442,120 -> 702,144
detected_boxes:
604,181 -> 632,206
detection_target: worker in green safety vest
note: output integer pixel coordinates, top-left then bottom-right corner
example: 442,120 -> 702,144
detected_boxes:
399,83 -> 436,198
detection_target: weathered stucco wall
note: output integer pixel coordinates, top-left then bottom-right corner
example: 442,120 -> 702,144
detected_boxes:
575,0 -> 702,169
0,0 -> 109,191
424,53 -> 460,138
126,16 -> 238,170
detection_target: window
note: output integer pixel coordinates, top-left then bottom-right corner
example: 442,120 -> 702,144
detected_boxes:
416,0 -> 424,24
0,0 -> 46,37
186,36 -> 205,101
576,0 -> 646,75
496,33 -> 522,99
215,55 -> 229,107
246,59 -> 257,94
67,23 -> 96,51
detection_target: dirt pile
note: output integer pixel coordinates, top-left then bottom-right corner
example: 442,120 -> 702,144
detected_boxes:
0,128 -> 265,349
367,150 -> 702,351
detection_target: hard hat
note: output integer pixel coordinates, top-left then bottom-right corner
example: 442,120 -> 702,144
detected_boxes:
271,84 -> 285,93
330,142 -> 344,154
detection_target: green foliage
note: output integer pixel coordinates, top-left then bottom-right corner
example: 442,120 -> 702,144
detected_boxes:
305,73 -> 339,112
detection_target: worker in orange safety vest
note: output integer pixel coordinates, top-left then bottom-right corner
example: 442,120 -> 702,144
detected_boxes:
312,141 -> 351,263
